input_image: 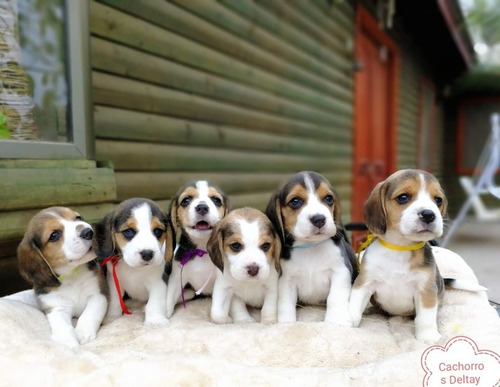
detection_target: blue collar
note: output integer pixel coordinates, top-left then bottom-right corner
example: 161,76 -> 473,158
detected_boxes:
293,238 -> 331,249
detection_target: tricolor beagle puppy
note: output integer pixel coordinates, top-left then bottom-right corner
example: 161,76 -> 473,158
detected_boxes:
349,169 -> 450,342
207,207 -> 281,324
17,207 -> 108,348
95,198 -> 175,325
166,180 -> 229,317
265,171 -> 358,326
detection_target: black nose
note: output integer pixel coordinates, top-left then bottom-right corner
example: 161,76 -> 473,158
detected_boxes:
247,264 -> 260,277
140,249 -> 154,262
80,227 -> 94,241
310,215 -> 326,229
195,203 -> 209,216
419,210 -> 436,224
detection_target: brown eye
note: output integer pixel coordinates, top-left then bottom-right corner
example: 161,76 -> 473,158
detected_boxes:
153,228 -> 164,239
48,230 -> 62,242
75,215 -> 82,220
261,243 -> 271,252
434,197 -> 443,207
395,194 -> 411,204
324,195 -> 334,206
180,197 -> 191,207
288,197 -> 303,209
229,242 -> 242,252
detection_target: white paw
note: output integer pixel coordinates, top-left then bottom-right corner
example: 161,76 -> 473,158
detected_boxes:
325,312 -> 353,327
261,315 -> 277,324
145,314 -> 169,326
103,311 -> 122,325
350,313 -> 362,327
233,315 -> 256,323
75,327 -> 97,345
211,314 -> 232,324
416,328 -> 441,344
52,333 -> 79,349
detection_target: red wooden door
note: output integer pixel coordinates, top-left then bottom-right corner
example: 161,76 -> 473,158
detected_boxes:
352,7 -> 400,247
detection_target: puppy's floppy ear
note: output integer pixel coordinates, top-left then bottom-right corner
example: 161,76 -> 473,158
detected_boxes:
271,230 -> 282,274
265,193 -> 284,246
94,211 -> 116,258
17,234 -> 59,289
207,221 -> 224,272
164,215 -> 176,262
363,181 -> 387,235
168,195 -> 182,242
332,189 -> 342,225
439,189 -> 448,218
221,193 -> 230,217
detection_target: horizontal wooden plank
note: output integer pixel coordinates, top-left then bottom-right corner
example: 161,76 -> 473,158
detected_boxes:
114,171 -> 351,201
96,139 -> 352,173
0,159 -> 96,169
90,1 -> 352,108
91,37 -> 352,123
174,0 -> 352,88
94,106 -> 349,157
0,167 -> 117,211
92,72 -> 352,140
222,0 -> 351,69
0,203 -> 116,242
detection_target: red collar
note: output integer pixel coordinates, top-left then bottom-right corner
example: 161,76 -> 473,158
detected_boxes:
101,255 -> 132,315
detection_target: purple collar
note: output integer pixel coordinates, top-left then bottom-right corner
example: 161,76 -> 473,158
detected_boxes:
180,249 -> 207,307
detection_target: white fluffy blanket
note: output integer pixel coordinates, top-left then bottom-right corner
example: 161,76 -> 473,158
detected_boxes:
1,247 -> 499,386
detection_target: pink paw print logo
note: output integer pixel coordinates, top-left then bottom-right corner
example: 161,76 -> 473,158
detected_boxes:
421,336 -> 500,386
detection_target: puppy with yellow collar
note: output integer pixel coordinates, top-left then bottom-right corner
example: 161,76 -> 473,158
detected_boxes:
349,169 -> 478,342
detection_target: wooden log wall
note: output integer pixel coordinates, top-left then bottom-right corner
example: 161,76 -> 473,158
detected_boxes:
90,0 -> 355,216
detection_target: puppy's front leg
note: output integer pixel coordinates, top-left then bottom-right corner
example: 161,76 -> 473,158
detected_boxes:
261,273 -> 278,323
145,279 -> 168,325
46,307 -> 79,348
211,273 -> 232,324
166,265 -> 182,318
104,270 -> 124,324
75,293 -> 107,344
230,296 -> 255,323
325,267 -> 353,326
349,279 -> 373,327
414,290 -> 441,343
278,274 -> 297,322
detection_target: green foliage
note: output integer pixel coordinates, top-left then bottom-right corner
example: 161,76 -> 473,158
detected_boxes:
0,113 -> 11,139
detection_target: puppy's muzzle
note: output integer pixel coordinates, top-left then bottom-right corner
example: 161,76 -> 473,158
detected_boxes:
80,227 -> 94,241
195,203 -> 209,216
419,210 -> 436,224
310,214 -> 326,229
246,264 -> 260,277
140,249 -> 154,262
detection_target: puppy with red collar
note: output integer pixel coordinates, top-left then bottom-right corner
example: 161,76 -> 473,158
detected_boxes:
166,180 -> 229,317
266,171 -> 358,326
95,198 -> 175,325
207,207 -> 281,324
350,169 -> 459,342
17,207 -> 108,348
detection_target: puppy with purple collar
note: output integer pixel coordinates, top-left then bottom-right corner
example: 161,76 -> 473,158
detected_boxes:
166,180 -> 229,317
207,207 -> 281,324
349,169 -> 483,342
266,171 -> 358,326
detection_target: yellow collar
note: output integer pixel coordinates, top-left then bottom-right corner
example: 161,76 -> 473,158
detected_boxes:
56,266 -> 80,282
356,234 -> 426,268
378,238 -> 426,251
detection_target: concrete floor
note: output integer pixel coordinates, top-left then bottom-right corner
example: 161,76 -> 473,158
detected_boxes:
445,218 -> 500,303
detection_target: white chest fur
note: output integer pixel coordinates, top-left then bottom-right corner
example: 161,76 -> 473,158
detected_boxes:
362,244 -> 427,315
114,260 -> 166,301
39,267 -> 102,317
283,241 -> 345,304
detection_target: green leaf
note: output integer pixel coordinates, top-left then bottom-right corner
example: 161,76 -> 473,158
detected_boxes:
0,113 -> 11,139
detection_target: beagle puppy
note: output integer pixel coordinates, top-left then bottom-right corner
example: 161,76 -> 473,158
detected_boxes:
265,171 -> 357,326
207,207 -> 281,324
349,169 -> 448,342
17,207 -> 108,348
95,198 -> 175,325
166,180 -> 229,317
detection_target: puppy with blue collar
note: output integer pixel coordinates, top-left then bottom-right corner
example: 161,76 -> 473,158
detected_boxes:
349,169 -> 485,342
266,171 -> 358,326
